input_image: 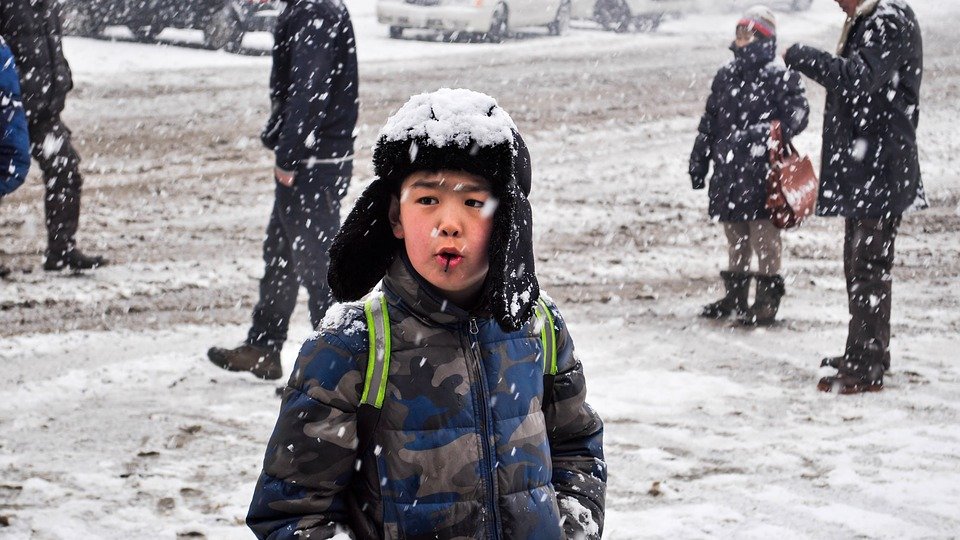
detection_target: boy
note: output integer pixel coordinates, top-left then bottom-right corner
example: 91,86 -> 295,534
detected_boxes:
247,89 -> 606,539
689,6 -> 808,326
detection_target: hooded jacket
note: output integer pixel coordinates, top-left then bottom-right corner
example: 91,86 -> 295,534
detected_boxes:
0,38 -> 30,196
0,0 -> 73,126
690,38 -> 810,222
247,257 -> 607,539
785,0 -> 925,218
261,0 -> 359,172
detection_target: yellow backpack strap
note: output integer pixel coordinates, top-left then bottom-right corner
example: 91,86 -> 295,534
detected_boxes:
361,294 -> 391,409
535,298 -> 558,376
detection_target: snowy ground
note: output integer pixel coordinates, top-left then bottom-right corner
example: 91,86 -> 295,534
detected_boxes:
2,0 -> 960,537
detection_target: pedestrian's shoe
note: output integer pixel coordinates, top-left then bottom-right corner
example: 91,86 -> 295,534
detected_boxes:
817,356 -> 885,394
207,344 -> 282,380
700,271 -> 751,319
739,274 -> 785,326
43,248 -> 109,271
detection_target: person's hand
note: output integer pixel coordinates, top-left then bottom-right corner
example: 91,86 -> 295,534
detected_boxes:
275,167 -> 295,187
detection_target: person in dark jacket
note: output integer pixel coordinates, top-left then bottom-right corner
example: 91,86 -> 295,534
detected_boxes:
247,88 -> 606,540
690,7 -> 809,326
208,0 -> 360,379
785,0 -> 924,394
0,37 -> 31,279
0,0 -> 107,271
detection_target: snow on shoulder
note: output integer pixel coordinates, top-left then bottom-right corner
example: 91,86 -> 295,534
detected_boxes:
378,88 -> 518,149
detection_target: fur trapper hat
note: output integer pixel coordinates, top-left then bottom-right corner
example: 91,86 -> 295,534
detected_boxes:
328,88 -> 538,332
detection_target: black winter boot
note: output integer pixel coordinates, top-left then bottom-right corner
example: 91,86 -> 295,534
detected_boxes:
817,344 -> 886,394
43,247 -> 109,271
739,274 -> 785,326
207,344 -> 282,380
700,271 -> 751,319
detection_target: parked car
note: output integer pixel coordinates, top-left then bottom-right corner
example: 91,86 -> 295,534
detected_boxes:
376,0 -> 574,42
574,0 -> 697,32
61,0 -> 279,52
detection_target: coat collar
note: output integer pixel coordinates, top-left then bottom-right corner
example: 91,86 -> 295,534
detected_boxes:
837,0 -> 882,54
382,253 -> 490,327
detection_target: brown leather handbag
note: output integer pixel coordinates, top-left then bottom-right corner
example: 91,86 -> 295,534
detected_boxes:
766,121 -> 819,229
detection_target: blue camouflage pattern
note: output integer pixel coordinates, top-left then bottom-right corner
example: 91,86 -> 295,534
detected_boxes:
248,257 -> 606,539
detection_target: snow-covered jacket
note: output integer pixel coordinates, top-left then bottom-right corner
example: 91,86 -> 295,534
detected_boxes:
0,37 -> 29,196
785,0 -> 925,218
261,0 -> 359,172
0,0 -> 73,125
247,256 -> 607,539
690,38 -> 809,222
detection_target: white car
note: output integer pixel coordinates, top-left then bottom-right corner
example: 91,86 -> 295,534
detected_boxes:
376,0 -> 574,42
574,0 -> 698,32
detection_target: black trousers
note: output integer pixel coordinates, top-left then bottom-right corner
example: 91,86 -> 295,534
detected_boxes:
28,116 -> 83,255
247,163 -> 350,351
843,216 -> 902,371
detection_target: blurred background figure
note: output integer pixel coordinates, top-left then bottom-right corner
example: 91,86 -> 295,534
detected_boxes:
207,0 -> 359,380
785,0 -> 925,394
0,35 -> 31,279
689,6 -> 808,326
0,0 -> 108,272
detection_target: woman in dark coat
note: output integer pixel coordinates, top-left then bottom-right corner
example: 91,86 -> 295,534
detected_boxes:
689,6 -> 809,325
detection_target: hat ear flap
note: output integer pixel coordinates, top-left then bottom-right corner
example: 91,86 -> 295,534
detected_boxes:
328,179 -> 400,302
486,181 -> 539,332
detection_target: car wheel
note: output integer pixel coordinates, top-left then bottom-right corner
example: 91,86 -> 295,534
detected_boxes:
548,0 -> 572,36
131,24 -> 162,42
594,0 -> 632,33
389,25 -> 404,39
634,14 -> 662,32
204,7 -> 245,52
62,6 -> 105,37
486,4 -> 509,43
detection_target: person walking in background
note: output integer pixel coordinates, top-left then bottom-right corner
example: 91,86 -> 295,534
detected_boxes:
785,0 -> 925,394
690,6 -> 809,326
0,36 -> 31,279
0,0 -> 107,271
207,0 -> 359,380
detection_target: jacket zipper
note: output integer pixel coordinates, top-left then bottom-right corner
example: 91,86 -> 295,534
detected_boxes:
466,317 -> 502,539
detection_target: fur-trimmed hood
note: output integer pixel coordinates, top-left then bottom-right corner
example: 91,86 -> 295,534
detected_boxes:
328,88 -> 538,332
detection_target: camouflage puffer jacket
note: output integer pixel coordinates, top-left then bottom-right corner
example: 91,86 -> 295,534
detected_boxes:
248,257 -> 606,539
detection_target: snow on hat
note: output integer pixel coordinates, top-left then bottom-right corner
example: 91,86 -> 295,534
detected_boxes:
328,88 -> 539,332
738,5 -> 777,38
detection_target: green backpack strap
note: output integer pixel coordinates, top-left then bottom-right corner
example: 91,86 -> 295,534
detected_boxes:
361,293 -> 391,409
535,298 -> 558,407
356,294 -> 390,460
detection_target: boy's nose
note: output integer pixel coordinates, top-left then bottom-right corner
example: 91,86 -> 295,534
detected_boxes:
437,209 -> 463,237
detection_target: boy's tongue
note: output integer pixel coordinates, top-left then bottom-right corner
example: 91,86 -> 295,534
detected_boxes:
436,253 -> 463,271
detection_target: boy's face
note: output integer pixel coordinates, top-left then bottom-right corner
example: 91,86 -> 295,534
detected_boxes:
389,170 -> 495,307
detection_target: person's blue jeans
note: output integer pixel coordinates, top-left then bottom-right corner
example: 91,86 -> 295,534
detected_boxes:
247,161 -> 351,351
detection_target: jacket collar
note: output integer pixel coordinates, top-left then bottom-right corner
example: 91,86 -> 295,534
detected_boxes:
382,253 -> 489,327
837,0 -> 882,54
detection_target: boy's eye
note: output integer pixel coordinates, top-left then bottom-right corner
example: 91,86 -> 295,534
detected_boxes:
416,196 -> 438,205
465,199 -> 485,208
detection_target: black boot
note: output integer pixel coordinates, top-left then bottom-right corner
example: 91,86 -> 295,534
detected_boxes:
818,344 -> 886,394
207,344 -> 282,380
739,274 -> 785,326
43,247 -> 109,271
701,271 -> 751,319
